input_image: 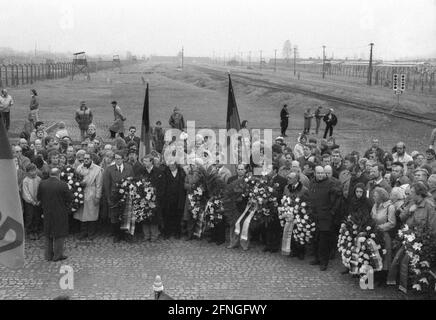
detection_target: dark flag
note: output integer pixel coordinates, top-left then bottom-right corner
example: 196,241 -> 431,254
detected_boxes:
226,73 -> 241,131
139,83 -> 151,158
0,115 -> 25,269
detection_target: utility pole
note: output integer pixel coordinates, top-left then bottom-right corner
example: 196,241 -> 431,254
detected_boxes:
248,51 -> 251,67
240,52 -> 243,66
322,45 -> 326,79
367,43 -> 374,86
259,50 -> 262,70
293,46 -> 297,76
274,49 -> 277,72
181,46 -> 184,69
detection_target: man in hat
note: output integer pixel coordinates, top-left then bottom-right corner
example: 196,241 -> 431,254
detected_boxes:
75,101 -> 93,141
280,104 -> 289,137
323,108 -> 337,139
169,107 -> 185,131
109,101 -> 126,139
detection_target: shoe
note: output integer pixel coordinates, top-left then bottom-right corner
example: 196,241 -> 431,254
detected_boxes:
270,248 -> 279,253
298,253 -> 305,260
215,239 -> 225,246
227,244 -> 238,249
77,233 -> 88,240
319,265 -> 328,271
263,247 -> 271,252
310,260 -> 320,265
53,255 -> 68,262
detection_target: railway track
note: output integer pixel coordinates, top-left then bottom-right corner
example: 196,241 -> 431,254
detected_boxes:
192,65 -> 436,127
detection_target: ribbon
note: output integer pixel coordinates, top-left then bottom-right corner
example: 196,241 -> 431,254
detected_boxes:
193,202 -> 209,239
367,238 -> 383,272
120,193 -> 136,235
234,203 -> 251,236
281,218 -> 294,256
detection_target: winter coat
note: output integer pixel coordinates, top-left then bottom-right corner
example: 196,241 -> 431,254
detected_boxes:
37,177 -> 73,238
109,105 -> 126,133
308,178 -> 340,231
75,107 -> 93,131
169,112 -> 185,131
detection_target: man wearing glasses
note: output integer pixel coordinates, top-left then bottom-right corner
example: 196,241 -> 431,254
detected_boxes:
124,126 -> 140,148
74,153 -> 103,240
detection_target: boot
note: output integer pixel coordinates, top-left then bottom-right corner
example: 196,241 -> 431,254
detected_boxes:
77,222 -> 88,240
88,222 -> 97,240
112,224 -> 121,243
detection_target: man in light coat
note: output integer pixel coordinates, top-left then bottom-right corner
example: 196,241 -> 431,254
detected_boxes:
0,89 -> 14,131
74,152 -> 103,240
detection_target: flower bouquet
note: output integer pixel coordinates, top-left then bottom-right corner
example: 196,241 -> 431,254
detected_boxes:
132,180 -> 157,223
204,196 -> 224,230
397,224 -> 436,294
292,199 -> 315,246
60,166 -> 84,212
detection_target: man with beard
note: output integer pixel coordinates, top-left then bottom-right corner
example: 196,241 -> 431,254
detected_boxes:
103,151 -> 134,243
74,153 -> 103,240
392,142 -> 413,173
309,166 -> 340,271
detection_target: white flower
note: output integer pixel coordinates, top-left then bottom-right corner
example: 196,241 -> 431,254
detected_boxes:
74,192 -> 78,197
295,198 -> 300,203
68,180 -> 74,185
420,261 -> 430,268
419,278 -> 429,285
412,242 -> 423,251
412,284 -> 421,291
119,189 -> 125,194
366,226 -> 371,231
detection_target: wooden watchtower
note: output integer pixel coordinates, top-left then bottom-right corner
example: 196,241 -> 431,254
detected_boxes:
71,51 -> 90,80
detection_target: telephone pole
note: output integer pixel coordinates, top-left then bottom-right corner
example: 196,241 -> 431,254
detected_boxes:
240,52 -> 243,66
293,46 -> 297,76
248,51 -> 251,67
274,49 -> 277,72
259,50 -> 262,70
367,43 -> 374,86
322,45 -> 326,79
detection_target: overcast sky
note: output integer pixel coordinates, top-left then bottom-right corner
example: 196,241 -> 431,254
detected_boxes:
0,0 -> 435,60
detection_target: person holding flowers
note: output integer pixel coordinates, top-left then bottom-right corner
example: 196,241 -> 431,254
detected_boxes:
74,152 -> 103,240
371,187 -> 396,285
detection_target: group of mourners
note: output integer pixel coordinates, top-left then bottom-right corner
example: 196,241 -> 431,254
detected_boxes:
6,93 -> 436,294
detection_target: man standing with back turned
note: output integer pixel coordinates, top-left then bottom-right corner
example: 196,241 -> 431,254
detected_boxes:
280,104 -> 289,137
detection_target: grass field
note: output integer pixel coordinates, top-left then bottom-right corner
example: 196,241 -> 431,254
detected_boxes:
7,61 -> 435,154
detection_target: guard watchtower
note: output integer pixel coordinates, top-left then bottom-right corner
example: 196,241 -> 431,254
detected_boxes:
71,51 -> 90,80
113,55 -> 121,71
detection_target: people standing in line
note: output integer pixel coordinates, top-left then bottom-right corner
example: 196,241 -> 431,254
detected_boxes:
303,108 -> 314,135
109,101 -> 126,139
280,104 -> 289,137
75,101 -> 93,141
74,153 -> 103,240
314,106 -> 324,135
37,168 -> 73,262
323,108 -> 338,138
0,89 -> 14,131
169,107 -> 185,131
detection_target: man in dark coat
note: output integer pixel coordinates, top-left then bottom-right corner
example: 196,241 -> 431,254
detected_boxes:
163,162 -> 186,238
309,166 -> 340,270
263,166 -> 288,252
37,168 -> 73,261
280,104 -> 289,137
124,126 -> 141,148
168,107 -> 185,131
323,108 -> 338,139
102,151 -> 134,242
140,155 -> 166,241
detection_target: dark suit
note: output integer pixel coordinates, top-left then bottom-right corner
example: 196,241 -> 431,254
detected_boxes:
102,163 -> 134,225
37,177 -> 73,261
163,167 -> 186,237
124,135 -> 140,148
280,107 -> 289,136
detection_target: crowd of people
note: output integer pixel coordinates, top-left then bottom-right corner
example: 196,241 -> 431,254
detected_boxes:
4,90 -> 436,293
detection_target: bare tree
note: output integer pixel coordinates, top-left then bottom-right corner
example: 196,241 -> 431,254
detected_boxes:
282,40 -> 292,63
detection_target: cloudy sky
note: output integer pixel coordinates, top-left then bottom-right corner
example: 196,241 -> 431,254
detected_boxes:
0,0 -> 435,60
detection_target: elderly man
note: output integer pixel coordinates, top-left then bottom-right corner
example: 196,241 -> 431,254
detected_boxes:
103,151 -> 134,242
392,142 -> 413,173
13,145 -> 31,171
309,166 -> 340,271
414,168 -> 429,184
74,153 -> 103,240
37,168 -> 73,261
0,89 -> 14,131
169,107 -> 185,131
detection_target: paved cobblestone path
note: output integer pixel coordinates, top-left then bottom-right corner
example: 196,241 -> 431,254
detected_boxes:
0,231 -> 417,300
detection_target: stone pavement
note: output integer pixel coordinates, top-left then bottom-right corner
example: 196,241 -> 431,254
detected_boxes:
0,233 -> 413,300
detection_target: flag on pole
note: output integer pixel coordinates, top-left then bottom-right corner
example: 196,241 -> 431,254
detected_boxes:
139,82 -> 151,158
226,73 -> 241,130
0,115 -> 25,269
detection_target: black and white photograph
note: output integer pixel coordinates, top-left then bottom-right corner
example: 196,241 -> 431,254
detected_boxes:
0,0 -> 436,303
